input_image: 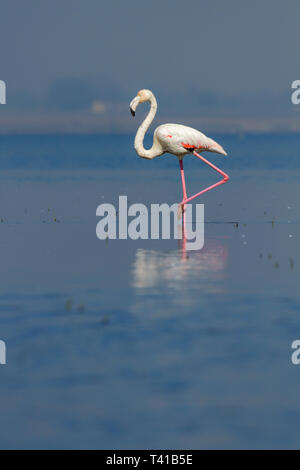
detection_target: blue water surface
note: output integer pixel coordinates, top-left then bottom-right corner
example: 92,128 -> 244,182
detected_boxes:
0,133 -> 299,449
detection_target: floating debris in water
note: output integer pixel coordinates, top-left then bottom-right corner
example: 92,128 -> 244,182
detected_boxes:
289,258 -> 295,270
101,315 -> 110,326
268,253 -> 272,260
273,262 -> 279,269
289,234 -> 293,238
259,253 -> 263,259
65,299 -> 73,312
77,304 -> 85,314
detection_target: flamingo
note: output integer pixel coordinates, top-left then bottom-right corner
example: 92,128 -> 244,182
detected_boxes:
130,89 -> 229,213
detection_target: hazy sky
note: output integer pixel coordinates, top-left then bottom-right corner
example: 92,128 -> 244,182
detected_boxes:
0,0 -> 299,99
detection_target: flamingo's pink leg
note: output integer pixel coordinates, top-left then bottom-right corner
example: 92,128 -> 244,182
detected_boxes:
182,150 -> 229,205
179,159 -> 187,201
178,159 -> 188,219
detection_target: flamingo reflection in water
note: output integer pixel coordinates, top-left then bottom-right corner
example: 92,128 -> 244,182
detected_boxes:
131,225 -> 228,316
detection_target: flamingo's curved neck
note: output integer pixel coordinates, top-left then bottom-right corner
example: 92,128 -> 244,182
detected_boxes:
134,94 -> 162,159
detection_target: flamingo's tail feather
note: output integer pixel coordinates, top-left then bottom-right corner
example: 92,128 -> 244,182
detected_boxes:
207,138 -> 228,156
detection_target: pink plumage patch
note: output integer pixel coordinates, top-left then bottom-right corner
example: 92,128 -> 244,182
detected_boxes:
181,142 -> 196,149
181,142 -> 204,150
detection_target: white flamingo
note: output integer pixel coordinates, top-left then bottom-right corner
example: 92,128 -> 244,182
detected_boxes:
130,89 -> 229,212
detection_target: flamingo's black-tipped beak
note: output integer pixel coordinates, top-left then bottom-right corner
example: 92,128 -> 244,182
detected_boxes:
129,96 -> 140,117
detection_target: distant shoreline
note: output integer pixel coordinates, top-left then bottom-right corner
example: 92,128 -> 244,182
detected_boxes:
0,113 -> 299,134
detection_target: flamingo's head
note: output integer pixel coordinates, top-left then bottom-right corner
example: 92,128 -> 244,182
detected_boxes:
130,89 -> 152,116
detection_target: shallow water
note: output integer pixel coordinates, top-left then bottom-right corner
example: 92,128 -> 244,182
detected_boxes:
0,134 -> 300,449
